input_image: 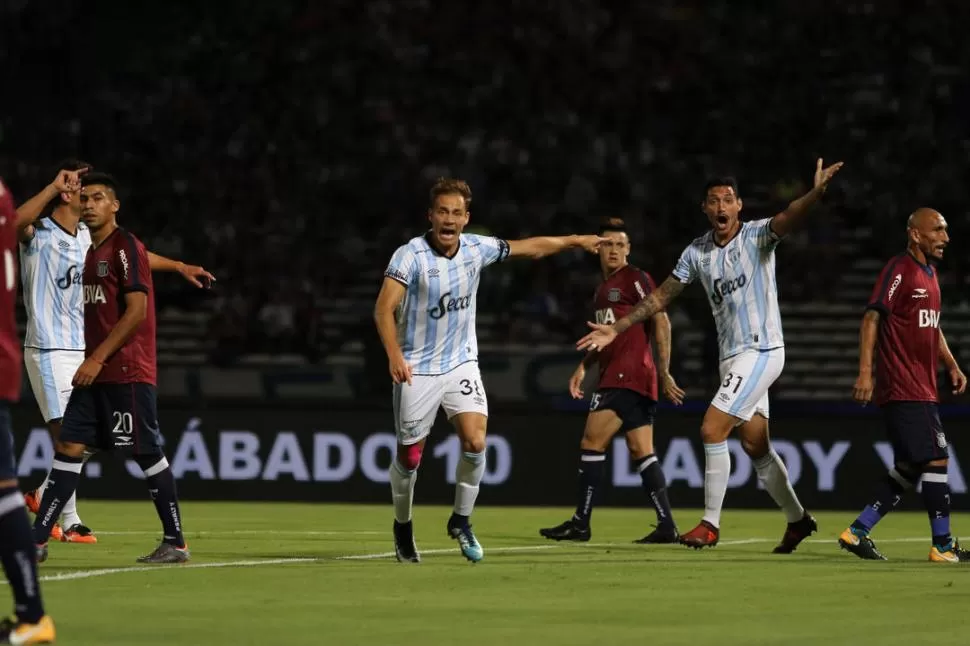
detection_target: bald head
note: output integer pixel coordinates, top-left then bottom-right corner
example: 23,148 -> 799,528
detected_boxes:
906,207 -> 949,262
907,208 -> 943,231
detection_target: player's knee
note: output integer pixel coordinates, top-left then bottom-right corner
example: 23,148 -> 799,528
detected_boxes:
699,420 -> 731,444
54,440 -> 86,459
397,442 -> 424,471
580,434 -> 610,453
133,453 -> 170,476
460,436 -> 486,454
740,435 -> 769,459
624,428 -> 654,459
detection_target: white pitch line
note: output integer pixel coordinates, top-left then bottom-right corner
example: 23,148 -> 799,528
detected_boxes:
3,536 -> 944,585
95,529 -> 387,538
36,558 -> 315,583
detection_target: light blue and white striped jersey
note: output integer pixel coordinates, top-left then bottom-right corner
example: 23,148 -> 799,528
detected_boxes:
19,218 -> 92,350
385,232 -> 510,375
672,217 -> 784,361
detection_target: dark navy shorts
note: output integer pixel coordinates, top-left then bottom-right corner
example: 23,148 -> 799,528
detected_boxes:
0,403 -> 17,481
60,383 -> 164,456
591,388 -> 658,432
882,401 -> 947,465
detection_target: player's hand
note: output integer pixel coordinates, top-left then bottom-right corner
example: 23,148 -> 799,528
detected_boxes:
576,322 -> 617,353
50,167 -> 89,194
813,158 -> 844,192
72,357 -> 103,387
574,235 -> 610,254
852,372 -> 874,405
568,365 -> 586,399
661,373 -> 686,406
177,263 -> 216,289
389,354 -> 413,386
949,365 -> 967,395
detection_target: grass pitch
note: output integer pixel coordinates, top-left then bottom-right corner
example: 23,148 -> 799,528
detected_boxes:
12,503 -> 970,645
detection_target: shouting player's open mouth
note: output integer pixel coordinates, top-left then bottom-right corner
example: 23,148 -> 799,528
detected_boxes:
438,225 -> 458,243
714,213 -> 730,230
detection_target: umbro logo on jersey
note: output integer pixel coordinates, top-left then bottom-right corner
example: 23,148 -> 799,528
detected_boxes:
427,268 -> 440,277
912,288 -> 929,299
58,240 -> 71,249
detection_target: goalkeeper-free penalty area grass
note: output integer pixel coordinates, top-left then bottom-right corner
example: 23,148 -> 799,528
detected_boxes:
11,503 -> 970,646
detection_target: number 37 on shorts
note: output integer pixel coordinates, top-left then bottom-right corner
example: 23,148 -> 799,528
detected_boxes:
711,348 -> 785,422
393,362 -> 489,445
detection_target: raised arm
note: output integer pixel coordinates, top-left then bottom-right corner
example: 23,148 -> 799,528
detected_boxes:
939,329 -> 968,395
852,309 -> 881,404
577,276 -> 685,352
507,235 -> 605,260
374,277 -> 411,385
15,169 -> 86,238
768,158 -> 844,239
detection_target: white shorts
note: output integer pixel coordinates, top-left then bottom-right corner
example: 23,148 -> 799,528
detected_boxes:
711,347 -> 785,422
24,348 -> 84,423
393,361 -> 489,445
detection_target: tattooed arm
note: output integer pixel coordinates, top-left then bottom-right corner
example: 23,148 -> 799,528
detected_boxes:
577,276 -> 686,352
615,277 -> 686,335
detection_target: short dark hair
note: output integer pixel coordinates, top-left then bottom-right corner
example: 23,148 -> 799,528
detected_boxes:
81,171 -> 120,197
52,159 -> 93,175
598,217 -> 628,236
703,176 -> 740,199
429,177 -> 472,209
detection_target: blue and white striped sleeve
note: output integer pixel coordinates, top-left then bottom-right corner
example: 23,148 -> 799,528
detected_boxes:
384,244 -> 417,287
465,234 -> 510,269
746,217 -> 783,250
672,244 -> 697,285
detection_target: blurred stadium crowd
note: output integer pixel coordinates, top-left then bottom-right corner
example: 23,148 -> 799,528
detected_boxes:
1,0 -> 967,373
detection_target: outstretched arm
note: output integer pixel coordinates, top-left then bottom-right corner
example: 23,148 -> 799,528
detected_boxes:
616,277 -> 685,335
507,235 -> 605,259
147,252 -> 216,288
768,158 -> 844,239
577,276 -> 685,352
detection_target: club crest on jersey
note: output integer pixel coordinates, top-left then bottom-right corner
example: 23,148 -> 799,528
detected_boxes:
728,248 -> 740,263
607,288 -> 622,303
96,261 -> 109,277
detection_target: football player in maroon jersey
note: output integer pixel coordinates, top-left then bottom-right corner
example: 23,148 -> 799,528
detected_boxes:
540,218 -> 685,543
841,208 -> 968,562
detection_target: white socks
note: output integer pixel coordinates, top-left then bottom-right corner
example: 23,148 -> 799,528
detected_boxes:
754,448 -> 805,523
454,451 -> 486,517
389,461 -> 417,524
702,442 -> 730,528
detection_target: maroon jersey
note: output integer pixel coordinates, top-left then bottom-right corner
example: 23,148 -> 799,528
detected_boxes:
593,265 -> 658,399
867,252 -> 941,405
83,227 -> 157,385
0,180 -> 22,402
